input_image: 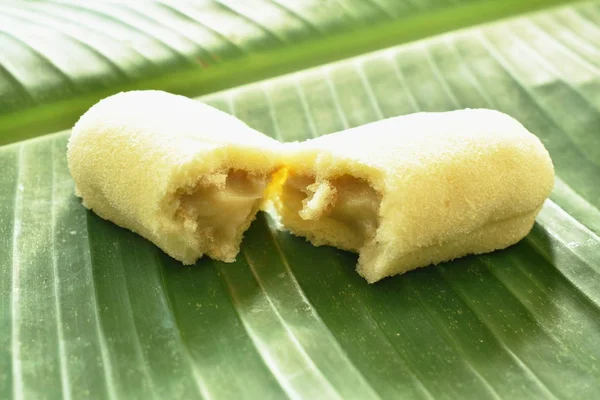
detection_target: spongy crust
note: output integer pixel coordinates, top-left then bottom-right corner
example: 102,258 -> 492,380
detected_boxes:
274,109 -> 555,282
67,90 -> 282,264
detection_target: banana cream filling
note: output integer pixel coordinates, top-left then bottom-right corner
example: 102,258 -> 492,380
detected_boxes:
281,173 -> 381,251
175,170 -> 268,257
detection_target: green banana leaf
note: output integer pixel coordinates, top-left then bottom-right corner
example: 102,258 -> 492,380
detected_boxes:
0,0 -> 575,145
2,1 -> 600,399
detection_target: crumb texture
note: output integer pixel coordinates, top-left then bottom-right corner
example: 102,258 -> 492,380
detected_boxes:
274,109 -> 555,282
67,90 -> 281,264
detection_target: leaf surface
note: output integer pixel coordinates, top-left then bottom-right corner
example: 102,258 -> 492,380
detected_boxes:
1,1 -> 600,399
0,0 -> 575,144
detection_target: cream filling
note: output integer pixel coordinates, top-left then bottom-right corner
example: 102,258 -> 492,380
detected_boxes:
282,174 -> 381,251
175,170 -> 267,255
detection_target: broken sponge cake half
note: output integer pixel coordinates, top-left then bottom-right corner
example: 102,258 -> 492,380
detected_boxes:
68,90 -> 282,264
273,109 -> 554,283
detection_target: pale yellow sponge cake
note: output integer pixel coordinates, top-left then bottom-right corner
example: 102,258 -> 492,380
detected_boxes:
273,109 -> 554,283
68,90 -> 282,264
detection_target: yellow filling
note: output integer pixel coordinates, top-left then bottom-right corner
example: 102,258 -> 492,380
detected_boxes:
281,173 -> 381,251
175,170 -> 267,254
